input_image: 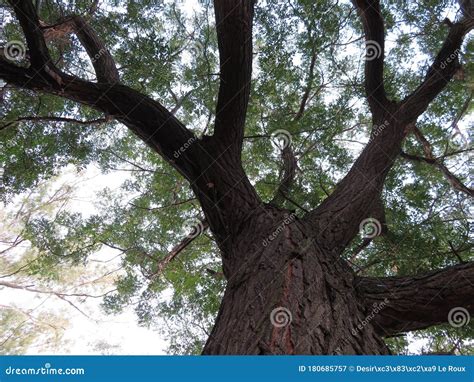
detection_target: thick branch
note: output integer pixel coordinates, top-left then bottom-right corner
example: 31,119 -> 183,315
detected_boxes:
304,4 -> 473,256
401,127 -> 473,197
356,262 -> 474,336
400,134 -> 474,197
401,17 -> 474,123
212,0 -> 255,154
7,0 -> 52,70
66,16 -> 120,83
39,14 -> 119,83
352,0 -> 388,114
1,1 -> 198,179
2,0 -> 261,251
0,58 -> 200,181
271,146 -> 297,206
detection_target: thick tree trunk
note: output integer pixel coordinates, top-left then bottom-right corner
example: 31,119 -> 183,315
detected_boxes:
202,207 -> 389,355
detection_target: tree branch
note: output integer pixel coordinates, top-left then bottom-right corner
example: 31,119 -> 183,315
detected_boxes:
212,0 -> 255,155
271,146 -> 297,206
0,115 -> 108,130
352,0 -> 389,114
304,3 -> 473,256
356,262 -> 474,336
400,152 -> 473,197
401,126 -> 474,197
0,53 -> 200,181
0,280 -> 114,299
7,0 -> 53,71
400,17 -> 474,123
150,220 -> 209,279
63,15 -> 120,83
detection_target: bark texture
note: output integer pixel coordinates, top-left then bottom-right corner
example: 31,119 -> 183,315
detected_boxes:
203,207 -> 389,354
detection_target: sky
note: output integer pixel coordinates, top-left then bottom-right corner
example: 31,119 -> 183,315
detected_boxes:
0,166 -> 169,355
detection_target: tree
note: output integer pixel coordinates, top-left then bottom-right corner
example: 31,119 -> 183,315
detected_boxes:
0,173 -> 120,354
0,0 -> 472,355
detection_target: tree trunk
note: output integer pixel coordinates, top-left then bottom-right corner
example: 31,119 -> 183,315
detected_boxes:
202,207 -> 389,355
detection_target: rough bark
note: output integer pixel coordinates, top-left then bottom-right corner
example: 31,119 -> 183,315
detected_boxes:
203,207 -> 389,355
356,262 -> 474,336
